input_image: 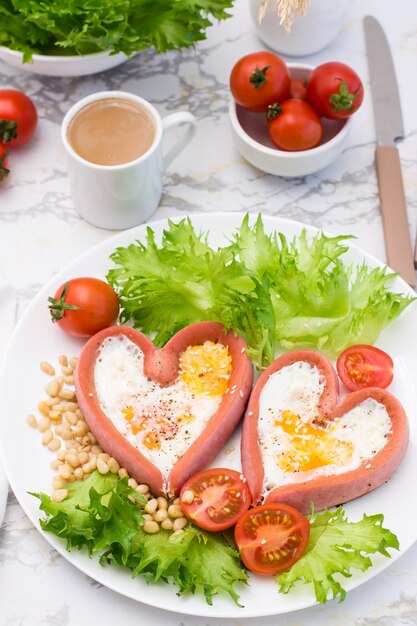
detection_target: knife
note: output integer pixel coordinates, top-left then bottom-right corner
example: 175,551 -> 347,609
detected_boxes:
363,15 -> 416,288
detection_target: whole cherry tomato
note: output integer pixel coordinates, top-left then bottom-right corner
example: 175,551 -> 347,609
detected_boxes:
0,89 -> 38,148
306,62 -> 364,120
0,144 -> 9,180
179,468 -> 251,531
289,78 -> 307,100
267,99 -> 322,151
48,277 -> 120,337
336,344 -> 394,391
230,51 -> 291,112
234,503 -> 310,575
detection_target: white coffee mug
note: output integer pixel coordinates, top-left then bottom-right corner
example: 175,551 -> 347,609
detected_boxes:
61,91 -> 197,230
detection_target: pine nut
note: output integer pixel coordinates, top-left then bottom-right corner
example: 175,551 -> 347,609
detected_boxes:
167,504 -> 183,519
46,380 -> 60,397
161,518 -> 173,530
65,440 -> 78,450
169,529 -> 184,539
181,490 -> 195,504
143,513 -> 154,521
91,445 -> 102,454
77,451 -> 89,465
52,476 -> 66,490
97,458 -> 109,474
52,489 -> 68,503
157,496 -> 168,510
69,357 -> 78,369
144,499 -> 158,514
58,463 -> 72,480
136,484 -> 149,494
66,452 -> 80,468
57,450 -> 67,461
59,389 -> 75,400
65,402 -> 78,412
61,366 -> 73,376
38,417 -> 51,432
127,477 -> 138,489
74,422 -> 88,437
41,429 -> 53,445
153,509 -> 168,522
38,401 -> 50,416
48,438 -> 61,452
173,517 -> 188,531
87,432 -> 97,444
40,361 -> 56,376
173,497 -> 181,506
64,411 -> 78,425
75,409 -> 83,420
58,355 -> 68,367
143,520 -> 159,534
118,468 -> 128,478
108,457 -> 120,474
49,410 -> 62,423
61,428 -> 74,441
64,375 -> 75,385
74,468 -> 84,480
46,397 -> 60,407
26,414 -> 38,428
50,459 -> 62,470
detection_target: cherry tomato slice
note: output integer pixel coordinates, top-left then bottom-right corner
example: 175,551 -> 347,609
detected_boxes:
336,344 -> 394,391
179,468 -> 251,531
234,503 -> 310,575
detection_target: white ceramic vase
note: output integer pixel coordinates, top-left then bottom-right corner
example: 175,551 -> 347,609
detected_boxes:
249,0 -> 351,56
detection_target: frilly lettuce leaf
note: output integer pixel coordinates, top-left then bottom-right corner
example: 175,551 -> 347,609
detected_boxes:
31,471 -> 247,605
107,214 -> 414,368
277,506 -> 399,604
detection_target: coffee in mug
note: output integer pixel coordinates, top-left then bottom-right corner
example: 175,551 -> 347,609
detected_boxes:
61,91 -> 197,230
67,98 -> 156,166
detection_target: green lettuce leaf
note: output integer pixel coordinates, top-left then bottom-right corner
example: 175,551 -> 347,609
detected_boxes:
0,0 -> 234,61
277,507 -> 399,604
31,471 -> 247,605
107,214 -> 414,368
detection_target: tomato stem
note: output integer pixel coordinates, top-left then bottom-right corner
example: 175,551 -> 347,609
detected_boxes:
48,282 -> 81,322
329,79 -> 359,112
0,149 -> 9,180
267,103 -> 282,120
249,65 -> 271,89
0,119 -> 18,144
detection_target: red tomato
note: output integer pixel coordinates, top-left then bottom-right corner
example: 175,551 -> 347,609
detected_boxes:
230,52 -> 291,112
336,345 -> 394,391
179,468 -> 252,531
0,144 -> 9,180
48,278 -> 120,337
289,79 -> 307,100
306,62 -> 364,120
234,503 -> 310,575
267,99 -> 322,151
0,89 -> 38,148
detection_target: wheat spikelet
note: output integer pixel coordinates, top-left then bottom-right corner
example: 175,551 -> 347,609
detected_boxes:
257,0 -> 310,31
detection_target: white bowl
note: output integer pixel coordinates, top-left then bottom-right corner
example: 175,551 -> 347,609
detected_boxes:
229,63 -> 353,177
0,47 -> 130,77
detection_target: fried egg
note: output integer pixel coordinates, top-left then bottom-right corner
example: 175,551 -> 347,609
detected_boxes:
258,361 -> 392,491
94,335 -> 232,477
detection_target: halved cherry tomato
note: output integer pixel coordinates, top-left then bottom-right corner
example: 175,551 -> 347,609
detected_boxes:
48,277 -> 120,337
336,344 -> 394,391
234,503 -> 310,575
179,468 -> 251,531
267,99 -> 322,152
230,51 -> 291,112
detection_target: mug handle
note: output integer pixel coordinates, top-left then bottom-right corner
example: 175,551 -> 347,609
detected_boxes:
162,112 -> 197,170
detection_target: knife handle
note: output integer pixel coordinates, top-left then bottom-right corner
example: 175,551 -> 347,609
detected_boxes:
375,145 -> 416,288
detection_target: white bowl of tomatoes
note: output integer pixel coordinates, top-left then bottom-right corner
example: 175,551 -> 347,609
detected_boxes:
229,53 -> 363,178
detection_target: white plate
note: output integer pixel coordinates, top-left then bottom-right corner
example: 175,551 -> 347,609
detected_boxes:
0,212 -> 416,618
0,47 -> 129,77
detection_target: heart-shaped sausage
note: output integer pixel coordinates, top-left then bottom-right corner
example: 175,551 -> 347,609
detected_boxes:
75,322 -> 253,497
241,350 -> 408,514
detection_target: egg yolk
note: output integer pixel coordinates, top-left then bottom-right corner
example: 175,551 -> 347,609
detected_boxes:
121,341 -> 232,449
179,340 -> 232,397
275,410 -> 354,472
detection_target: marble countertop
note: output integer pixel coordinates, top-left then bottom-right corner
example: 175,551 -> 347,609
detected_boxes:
1,0 -> 417,623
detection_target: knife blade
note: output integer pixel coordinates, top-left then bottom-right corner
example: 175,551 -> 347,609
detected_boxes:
363,15 -> 416,288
